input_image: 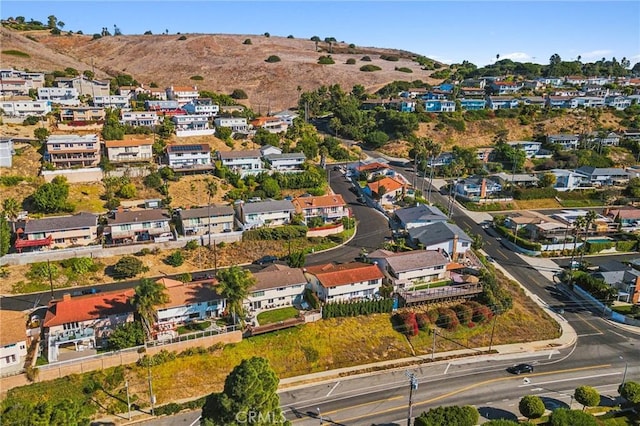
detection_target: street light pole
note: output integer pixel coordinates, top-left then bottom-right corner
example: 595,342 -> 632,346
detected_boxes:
431,328 -> 437,360
620,356 -> 628,386
488,314 -> 498,352
406,371 -> 418,426
317,407 -> 322,425
125,380 -> 132,420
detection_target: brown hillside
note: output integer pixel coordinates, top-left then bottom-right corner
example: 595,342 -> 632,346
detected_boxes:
1,28 -> 442,110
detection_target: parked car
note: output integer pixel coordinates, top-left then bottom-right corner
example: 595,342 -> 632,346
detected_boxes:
81,288 -> 101,295
507,363 -> 534,374
253,255 -> 278,265
485,255 -> 495,263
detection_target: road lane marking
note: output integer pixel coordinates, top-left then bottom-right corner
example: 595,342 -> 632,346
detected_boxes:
517,372 -> 620,387
575,313 -> 604,334
444,363 -> 451,375
334,364 -> 611,424
497,249 -> 510,260
318,395 -> 403,417
607,330 -> 626,338
577,332 -> 603,337
326,381 -> 340,397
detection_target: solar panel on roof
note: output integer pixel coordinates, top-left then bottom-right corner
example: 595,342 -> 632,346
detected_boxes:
169,144 -> 205,152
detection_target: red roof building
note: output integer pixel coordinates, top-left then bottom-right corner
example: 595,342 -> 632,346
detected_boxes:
304,262 -> 384,302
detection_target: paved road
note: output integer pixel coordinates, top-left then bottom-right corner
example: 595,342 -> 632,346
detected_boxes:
0,169 -> 389,312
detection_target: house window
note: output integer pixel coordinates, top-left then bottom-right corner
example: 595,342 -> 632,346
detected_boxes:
277,287 -> 285,291
121,224 -> 132,231
368,280 -> 378,285
461,242 -> 470,248
207,301 -> 218,307
63,322 -> 79,330
189,313 -> 199,319
54,238 -> 65,244
252,291 -> 265,297
143,222 -> 151,229
155,222 -> 165,228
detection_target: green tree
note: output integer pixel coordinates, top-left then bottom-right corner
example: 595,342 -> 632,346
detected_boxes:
230,89 -> 248,99
619,381 -> 640,405
483,420 -> 522,426
165,250 -> 184,267
549,408 -> 597,426
108,321 -> 144,350
310,35 -> 320,51
201,357 -> 288,426
539,172 -> 557,188
261,177 -> 281,198
47,15 -> 58,29
133,278 -> 169,339
216,126 -> 232,140
34,127 -> 49,143
117,183 -> 137,199
215,266 -> 256,325
414,405 -> 479,426
574,385 -> 600,410
519,395 -> 545,419
287,251 -> 306,268
2,197 -> 21,232
0,216 -> 10,256
32,176 -> 71,213
112,255 -> 147,279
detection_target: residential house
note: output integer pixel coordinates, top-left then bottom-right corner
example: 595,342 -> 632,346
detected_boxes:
55,76 -> 110,97
14,212 -> 98,252
430,152 -> 455,167
178,204 -> 235,236
389,98 -> 417,112
214,116 -> 249,133
399,88 -> 429,98
547,134 -> 580,151
523,80 -> 545,91
59,106 -> 105,122
575,166 -> 629,186
153,278 -> 226,339
459,87 -> 486,98
489,81 -> 522,95
491,172 -> 539,187
573,96 -> 605,108
166,85 -> 199,106
235,199 -> 295,229
43,290 -> 135,362
0,78 -> 29,96
550,210 -> 614,234
142,87 -> 169,101
424,100 -> 456,112
37,87 -> 80,105
368,248 -> 449,290
622,129 -> 640,141
591,265 -> 640,304
605,96 -> 632,110
459,98 -> 486,110
507,141 -> 542,158
182,98 -> 219,117
520,96 -> 547,108
356,161 -> 393,176
604,207 -> 640,230
105,136 -> 154,164
0,310 -> 28,373
292,194 -> 349,225
454,176 -> 502,199
461,78 -> 486,89
264,152 -> 306,172
272,110 -> 299,126
549,169 -> 588,191
218,149 -> 263,175
93,95 -> 130,109
172,114 -> 215,136
585,131 -> 621,147
304,262 -> 384,302
487,96 -> 520,110
365,176 -> 408,205
166,144 -> 212,169
120,110 -> 159,127
105,209 -> 172,244
564,75 -> 589,86
394,204 -> 448,230
144,100 -> 178,111
476,147 -> 494,163
408,222 -> 473,261
0,137 -> 14,167
1,99 -> 52,117
45,134 -> 101,168
251,116 -> 288,133
546,96 -> 578,109
259,145 -> 282,157
423,91 -> 448,100
248,264 -> 307,310
537,77 -> 564,87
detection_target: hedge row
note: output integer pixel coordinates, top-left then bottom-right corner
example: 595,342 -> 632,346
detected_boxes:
586,241 -> 615,254
242,225 -> 308,241
572,272 -> 617,302
394,301 -> 495,337
322,298 -> 393,319
495,225 -> 542,251
513,187 -> 558,200
616,240 -> 637,252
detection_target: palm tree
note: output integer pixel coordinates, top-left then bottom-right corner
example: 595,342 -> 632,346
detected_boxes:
324,37 -> 336,53
424,139 -> 441,204
580,211 -> 598,264
310,36 -> 320,52
216,266 -> 256,326
205,179 -> 218,246
2,198 -> 20,233
133,278 -> 170,340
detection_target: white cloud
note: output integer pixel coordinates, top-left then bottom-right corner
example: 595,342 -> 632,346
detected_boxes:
500,52 -> 532,61
631,53 -> 640,60
426,54 -> 453,64
579,49 -> 613,59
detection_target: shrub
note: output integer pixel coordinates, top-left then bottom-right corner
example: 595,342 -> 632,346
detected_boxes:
416,313 -> 430,331
190,75 -> 204,81
22,115 -> 40,125
393,311 -> 419,336
414,405 -> 479,426
230,89 -> 248,99
165,250 -> 184,267
436,308 -> 460,330
360,64 -> 382,72
616,240 -> 637,252
549,408 -> 597,426
361,56 -> 372,61
265,55 -> 281,63
112,256 -> 148,279
0,175 -> 26,186
243,38 -> 252,45
185,240 -> 200,250
574,385 -> 600,409
586,241 -> 615,254
242,225 -> 307,241
287,35 -> 294,39
177,35 -> 187,40
263,32 -> 270,37
380,54 -> 399,61
395,67 -> 413,73
2,49 -> 30,58
346,58 -> 356,64
471,304 -> 493,324
452,304 -> 473,324
519,395 -> 545,419
317,55 -> 335,65
619,381 -> 640,404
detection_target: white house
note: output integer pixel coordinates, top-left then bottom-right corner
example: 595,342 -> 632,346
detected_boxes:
42,290 -> 135,362
259,145 -> 282,157
549,169 -> 588,191
166,85 -> 199,106
575,166 -> 629,186
304,262 -> 384,302
0,310 -> 28,374
178,204 -> 235,236
547,134 -> 580,151
105,136 -> 154,163
408,222 -> 473,261
291,194 -> 349,225
120,110 -> 159,127
272,110 -> 299,126
172,114 -> 215,137
367,249 -> 449,290
264,152 -> 306,172
214,117 -> 248,133
93,95 -> 130,109
507,141 -> 542,158
251,116 -> 288,133
586,132 -> 621,147
236,199 -> 295,229
182,99 -> 220,117
153,278 -> 226,339
0,99 -> 52,117
37,87 -> 80,105
247,264 -> 307,310
106,209 -> 172,244
45,134 -> 101,168
166,144 -> 212,169
217,149 -> 263,175
0,78 -> 29,96
0,137 -> 14,168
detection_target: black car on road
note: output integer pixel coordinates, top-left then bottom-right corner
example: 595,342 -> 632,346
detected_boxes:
507,363 -> 534,374
253,255 -> 278,265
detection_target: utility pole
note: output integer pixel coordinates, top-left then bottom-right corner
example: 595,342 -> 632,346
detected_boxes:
47,259 -> 54,299
147,357 -> 155,416
427,155 -> 435,204
213,240 -> 218,274
431,328 -> 438,360
125,380 -> 132,420
405,371 -> 418,426
488,314 -> 498,352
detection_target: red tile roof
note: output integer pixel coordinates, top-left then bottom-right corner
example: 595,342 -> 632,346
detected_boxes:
367,177 -> 406,195
356,162 -> 389,172
43,290 -> 135,327
292,194 -> 346,212
305,262 -> 384,288
155,278 -> 222,309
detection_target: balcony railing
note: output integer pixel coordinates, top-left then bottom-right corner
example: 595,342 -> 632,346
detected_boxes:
50,327 -> 95,343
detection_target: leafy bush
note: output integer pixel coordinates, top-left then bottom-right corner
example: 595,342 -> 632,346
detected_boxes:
572,272 -> 617,303
230,89 -> 248,99
360,64 -> 381,72
346,58 -> 356,65
22,115 -> 40,125
395,67 -> 413,73
416,313 -> 430,331
264,32 -> 270,37
243,38 -> 252,45
361,56 -> 372,61
304,288 -> 320,310
242,225 -> 307,241
165,250 -> 184,267
177,35 -> 187,40
549,408 -> 596,426
190,75 -> 204,81
495,224 -> 542,251
586,241 -> 615,254
265,55 -> 281,63
519,395 -> 545,419
393,311 -> 419,336
616,240 -> 637,252
322,299 -> 393,318
380,54 -> 399,61
619,381 -> 640,404
436,307 -> 460,330
0,175 -> 26,186
60,257 -> 100,274
112,256 -> 148,279
2,49 -> 30,58
27,262 -> 59,282
415,405 -> 479,426
317,55 -> 335,65
185,240 -> 200,250
574,385 -> 600,409
452,304 -> 473,324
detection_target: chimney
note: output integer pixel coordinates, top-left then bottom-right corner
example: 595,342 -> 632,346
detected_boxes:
480,178 -> 487,198
452,234 -> 459,261
62,293 -> 71,301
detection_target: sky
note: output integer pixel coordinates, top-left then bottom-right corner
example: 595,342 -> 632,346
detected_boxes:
3,1 -> 639,67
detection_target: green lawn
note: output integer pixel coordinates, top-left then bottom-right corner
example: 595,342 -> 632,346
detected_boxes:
559,199 -> 604,208
411,280 -> 451,290
611,305 -> 633,315
176,320 -> 211,335
257,307 -> 299,325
